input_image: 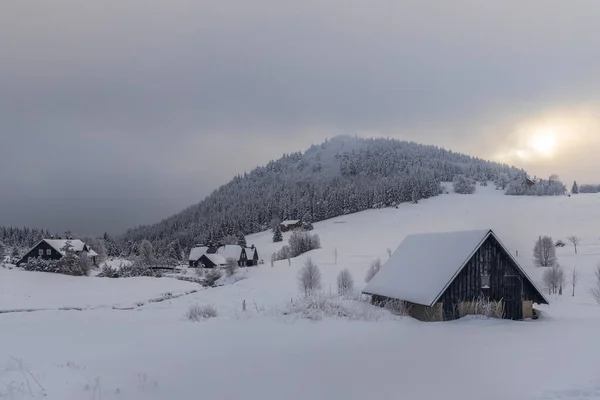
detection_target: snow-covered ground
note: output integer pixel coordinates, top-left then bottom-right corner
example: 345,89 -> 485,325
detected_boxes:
2,184 -> 600,399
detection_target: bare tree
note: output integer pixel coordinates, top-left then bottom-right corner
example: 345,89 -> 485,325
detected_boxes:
567,236 -> 581,254
298,258 -> 322,296
543,263 -> 565,295
570,267 -> 580,297
365,258 -> 382,283
336,269 -> 354,296
270,253 -> 275,267
591,264 -> 600,304
224,257 -> 238,276
533,236 -> 557,267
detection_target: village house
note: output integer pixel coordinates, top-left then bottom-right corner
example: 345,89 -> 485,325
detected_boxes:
16,239 -> 99,267
280,220 -> 303,232
362,229 -> 548,321
188,243 -> 259,268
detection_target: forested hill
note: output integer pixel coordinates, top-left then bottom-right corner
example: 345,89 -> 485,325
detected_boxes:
120,136 -> 526,253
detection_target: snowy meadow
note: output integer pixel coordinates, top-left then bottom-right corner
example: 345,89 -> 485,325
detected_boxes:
2,185 -> 600,399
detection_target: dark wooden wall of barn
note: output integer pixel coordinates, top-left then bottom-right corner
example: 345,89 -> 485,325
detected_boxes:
438,235 -> 546,311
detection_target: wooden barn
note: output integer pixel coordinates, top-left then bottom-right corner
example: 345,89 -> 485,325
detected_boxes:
16,239 -> 99,267
362,229 -> 548,321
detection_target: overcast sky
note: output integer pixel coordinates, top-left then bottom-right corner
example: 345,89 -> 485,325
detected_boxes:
1,1 -> 599,235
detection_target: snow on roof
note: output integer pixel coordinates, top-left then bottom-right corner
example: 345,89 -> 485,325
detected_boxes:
217,245 -> 244,260
189,246 -> 208,261
363,230 -> 492,306
44,239 -> 88,256
281,220 -> 300,226
245,247 -> 255,258
202,253 -> 227,266
87,249 -> 99,257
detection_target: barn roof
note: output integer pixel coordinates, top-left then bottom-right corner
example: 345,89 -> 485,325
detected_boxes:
189,246 -> 208,261
362,229 -> 549,307
281,220 -> 300,226
217,245 -> 244,260
245,247 -> 255,258
202,253 -> 227,266
44,239 -> 89,255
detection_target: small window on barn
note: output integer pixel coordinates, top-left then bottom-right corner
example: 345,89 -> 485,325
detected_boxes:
481,257 -> 491,289
481,275 -> 490,289
46,249 -> 52,255
38,249 -> 44,256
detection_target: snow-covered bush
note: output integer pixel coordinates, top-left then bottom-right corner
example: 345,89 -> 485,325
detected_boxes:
224,257 -> 238,276
23,254 -> 92,276
98,264 -> 120,278
452,174 -> 476,194
284,294 -> 388,321
288,231 -> 321,258
506,175 -> 567,196
533,236 -> 557,267
336,269 -> 354,296
298,258 -> 322,296
365,258 -> 381,282
275,245 -> 291,261
98,261 -> 162,278
185,304 -> 218,321
203,269 -> 222,287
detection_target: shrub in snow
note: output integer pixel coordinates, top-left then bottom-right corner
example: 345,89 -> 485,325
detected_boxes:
533,236 -> 557,267
139,239 -> 155,266
288,231 -> 321,258
459,295 -> 503,319
284,294 -> 387,321
195,267 -> 204,277
275,245 -> 291,261
98,264 -> 120,278
381,299 -> 410,316
452,174 -> 476,194
298,258 -> 322,296
204,269 -> 222,287
224,257 -> 238,276
186,304 -> 218,321
336,269 -> 354,296
365,258 -> 381,283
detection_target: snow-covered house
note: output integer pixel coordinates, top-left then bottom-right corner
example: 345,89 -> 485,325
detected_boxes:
362,229 -> 548,321
280,220 -> 302,232
188,244 -> 219,267
16,239 -> 99,267
217,244 -> 248,267
198,253 -> 227,268
244,246 -> 259,266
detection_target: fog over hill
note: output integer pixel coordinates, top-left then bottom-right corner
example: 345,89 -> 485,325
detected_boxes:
120,136 -> 527,253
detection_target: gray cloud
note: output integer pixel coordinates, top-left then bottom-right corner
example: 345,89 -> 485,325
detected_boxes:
1,1 -> 599,234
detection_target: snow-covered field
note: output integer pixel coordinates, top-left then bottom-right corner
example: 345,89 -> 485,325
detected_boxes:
2,185 -> 600,399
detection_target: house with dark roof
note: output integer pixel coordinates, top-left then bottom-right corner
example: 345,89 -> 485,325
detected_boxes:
16,239 -> 99,267
280,220 -> 303,232
244,246 -> 259,266
362,229 -> 548,321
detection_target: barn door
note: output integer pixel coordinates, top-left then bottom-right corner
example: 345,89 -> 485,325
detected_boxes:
503,275 -> 523,320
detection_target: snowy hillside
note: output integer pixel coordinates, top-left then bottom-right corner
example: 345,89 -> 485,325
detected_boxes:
121,135 -> 526,254
2,185 -> 600,399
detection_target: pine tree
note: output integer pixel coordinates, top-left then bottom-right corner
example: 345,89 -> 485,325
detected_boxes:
273,225 -> 283,243
572,181 -> 579,194
237,232 -> 247,247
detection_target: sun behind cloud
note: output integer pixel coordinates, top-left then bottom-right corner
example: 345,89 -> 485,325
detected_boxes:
528,129 -> 558,158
